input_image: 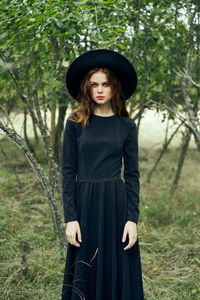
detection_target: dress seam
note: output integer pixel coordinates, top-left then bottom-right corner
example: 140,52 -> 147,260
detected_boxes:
77,177 -> 122,182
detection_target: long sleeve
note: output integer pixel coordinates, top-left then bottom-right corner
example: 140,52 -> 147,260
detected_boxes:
123,119 -> 140,224
62,117 -> 78,223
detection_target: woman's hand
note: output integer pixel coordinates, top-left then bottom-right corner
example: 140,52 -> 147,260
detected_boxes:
66,221 -> 82,247
122,221 -> 137,250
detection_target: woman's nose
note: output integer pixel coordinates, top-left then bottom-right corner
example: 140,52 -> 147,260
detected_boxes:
97,85 -> 103,93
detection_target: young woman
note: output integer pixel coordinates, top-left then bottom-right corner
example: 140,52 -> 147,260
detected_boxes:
61,49 -> 144,300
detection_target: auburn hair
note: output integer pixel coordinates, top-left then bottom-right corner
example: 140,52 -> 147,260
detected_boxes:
68,68 -> 130,128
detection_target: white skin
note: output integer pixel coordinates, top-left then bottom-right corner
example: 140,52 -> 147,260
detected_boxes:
66,71 -> 137,250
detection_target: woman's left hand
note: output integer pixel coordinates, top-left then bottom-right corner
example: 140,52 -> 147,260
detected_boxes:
122,221 -> 137,250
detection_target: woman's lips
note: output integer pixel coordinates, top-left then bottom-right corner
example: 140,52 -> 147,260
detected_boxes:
97,96 -> 105,99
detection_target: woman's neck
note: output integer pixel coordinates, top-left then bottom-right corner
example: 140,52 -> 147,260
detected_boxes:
93,105 -> 114,116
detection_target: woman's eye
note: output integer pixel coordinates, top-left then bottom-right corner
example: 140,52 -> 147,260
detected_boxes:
90,83 -> 97,87
90,82 -> 109,87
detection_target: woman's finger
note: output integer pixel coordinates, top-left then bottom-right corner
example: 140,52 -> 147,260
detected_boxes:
77,226 -> 82,243
68,234 -> 75,245
123,235 -> 137,250
122,227 -> 127,242
71,232 -> 81,247
123,238 -> 133,250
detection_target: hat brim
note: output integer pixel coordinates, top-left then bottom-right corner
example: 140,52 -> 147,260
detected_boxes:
66,49 -> 137,101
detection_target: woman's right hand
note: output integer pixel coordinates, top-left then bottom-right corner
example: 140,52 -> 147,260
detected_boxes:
66,221 -> 82,247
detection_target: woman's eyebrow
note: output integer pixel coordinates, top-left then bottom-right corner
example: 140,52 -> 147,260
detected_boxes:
90,81 -> 109,83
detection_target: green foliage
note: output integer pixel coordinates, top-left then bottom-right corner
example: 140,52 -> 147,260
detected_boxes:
1,0 -> 199,115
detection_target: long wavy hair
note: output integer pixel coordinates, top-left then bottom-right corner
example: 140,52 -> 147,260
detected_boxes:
68,67 -> 130,128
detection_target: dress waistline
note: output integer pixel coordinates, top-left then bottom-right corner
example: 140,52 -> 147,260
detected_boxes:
77,176 -> 122,183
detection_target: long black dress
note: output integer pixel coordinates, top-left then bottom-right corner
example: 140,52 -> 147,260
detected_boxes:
61,111 -> 144,300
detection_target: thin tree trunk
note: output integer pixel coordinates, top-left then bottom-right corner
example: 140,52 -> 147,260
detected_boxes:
23,107 -> 34,154
136,107 -> 144,136
25,64 -> 39,145
54,104 -> 67,166
147,122 -> 182,183
164,117 -> 169,145
31,113 -> 39,144
50,104 -> 56,151
170,128 -> 191,195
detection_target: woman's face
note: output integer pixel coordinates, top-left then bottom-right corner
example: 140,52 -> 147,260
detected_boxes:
89,71 -> 112,104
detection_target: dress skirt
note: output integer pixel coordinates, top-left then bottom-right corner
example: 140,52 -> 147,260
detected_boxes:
61,179 -> 144,300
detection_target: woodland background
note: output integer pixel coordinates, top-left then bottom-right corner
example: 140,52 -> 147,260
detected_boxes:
0,0 -> 199,299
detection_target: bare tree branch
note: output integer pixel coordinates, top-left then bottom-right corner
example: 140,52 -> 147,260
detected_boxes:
0,121 -> 66,251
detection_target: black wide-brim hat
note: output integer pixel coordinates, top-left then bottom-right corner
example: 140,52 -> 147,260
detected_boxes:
66,49 -> 137,101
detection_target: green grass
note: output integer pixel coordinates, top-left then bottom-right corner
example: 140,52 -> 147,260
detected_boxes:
0,139 -> 199,299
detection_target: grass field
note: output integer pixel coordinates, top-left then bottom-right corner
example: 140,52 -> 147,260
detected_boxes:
0,139 -> 199,300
